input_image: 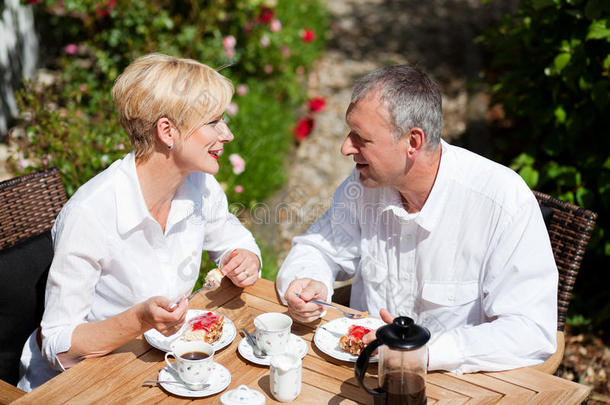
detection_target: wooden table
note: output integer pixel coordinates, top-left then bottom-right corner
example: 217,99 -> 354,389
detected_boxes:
13,279 -> 591,404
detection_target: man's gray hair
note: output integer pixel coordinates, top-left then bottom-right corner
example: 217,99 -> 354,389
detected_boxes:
350,65 -> 442,148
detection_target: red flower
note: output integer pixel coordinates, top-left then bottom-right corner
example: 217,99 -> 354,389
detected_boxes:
256,6 -> 275,24
25,0 -> 38,3
293,118 -> 314,141
95,0 -> 116,17
308,97 -> 326,113
301,29 -> 316,43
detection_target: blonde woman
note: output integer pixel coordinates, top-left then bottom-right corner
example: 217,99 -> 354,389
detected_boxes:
18,54 -> 261,390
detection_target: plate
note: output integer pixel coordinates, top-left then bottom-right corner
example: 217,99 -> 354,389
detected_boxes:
144,309 -> 236,352
313,317 -> 385,362
237,333 -> 308,366
157,363 -> 230,398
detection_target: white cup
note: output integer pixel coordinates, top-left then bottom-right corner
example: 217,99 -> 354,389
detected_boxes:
270,353 -> 302,402
165,340 -> 215,390
254,312 -> 292,355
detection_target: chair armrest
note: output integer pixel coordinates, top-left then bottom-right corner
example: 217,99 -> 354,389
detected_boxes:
530,331 -> 565,374
0,379 -> 25,405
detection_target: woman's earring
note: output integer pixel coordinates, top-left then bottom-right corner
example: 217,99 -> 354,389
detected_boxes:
168,143 -> 173,150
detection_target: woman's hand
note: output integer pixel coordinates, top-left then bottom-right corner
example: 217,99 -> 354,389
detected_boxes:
222,249 -> 261,288
137,296 -> 188,336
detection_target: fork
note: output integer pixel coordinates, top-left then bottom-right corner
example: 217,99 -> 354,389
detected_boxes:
168,287 -> 204,310
295,293 -> 367,319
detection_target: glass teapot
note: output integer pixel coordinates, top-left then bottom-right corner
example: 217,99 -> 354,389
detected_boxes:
355,316 -> 430,405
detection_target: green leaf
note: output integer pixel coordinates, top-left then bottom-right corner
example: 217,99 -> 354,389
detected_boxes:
575,186 -> 594,207
586,19 -> 610,40
554,105 -> 567,123
604,54 -> 610,70
553,53 -> 571,72
510,153 -> 535,170
519,166 -> 539,188
603,157 -> 610,169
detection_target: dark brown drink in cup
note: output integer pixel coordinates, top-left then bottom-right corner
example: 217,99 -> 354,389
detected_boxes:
381,371 -> 426,405
180,351 -> 210,360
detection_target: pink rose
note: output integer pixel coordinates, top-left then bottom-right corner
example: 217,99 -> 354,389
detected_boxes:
225,102 -> 239,116
234,185 -> 244,193
270,19 -> 282,32
229,153 -> 246,175
280,45 -> 291,59
260,35 -> 270,47
222,35 -> 236,49
237,84 -> 248,96
64,44 -> 78,55
264,65 -> 273,74
224,48 -> 235,59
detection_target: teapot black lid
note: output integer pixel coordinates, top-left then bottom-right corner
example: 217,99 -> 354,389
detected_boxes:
375,316 -> 430,350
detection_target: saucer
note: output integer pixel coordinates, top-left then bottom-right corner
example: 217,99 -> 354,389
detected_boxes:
144,309 -> 236,352
157,363 -> 230,398
237,333 -> 308,366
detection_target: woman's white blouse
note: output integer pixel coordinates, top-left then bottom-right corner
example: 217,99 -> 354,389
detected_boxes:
20,152 -> 260,389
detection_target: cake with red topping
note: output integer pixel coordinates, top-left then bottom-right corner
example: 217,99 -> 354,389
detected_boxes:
184,312 -> 224,344
339,324 -> 372,355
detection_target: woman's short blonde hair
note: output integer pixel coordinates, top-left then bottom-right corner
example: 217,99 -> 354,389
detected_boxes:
112,53 -> 234,160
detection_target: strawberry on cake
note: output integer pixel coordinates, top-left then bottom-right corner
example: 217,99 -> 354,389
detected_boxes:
184,312 -> 225,344
339,324 -> 372,355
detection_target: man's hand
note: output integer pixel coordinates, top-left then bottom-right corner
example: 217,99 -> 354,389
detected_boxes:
362,308 -> 395,344
222,249 -> 261,288
137,296 -> 188,336
284,278 -> 328,323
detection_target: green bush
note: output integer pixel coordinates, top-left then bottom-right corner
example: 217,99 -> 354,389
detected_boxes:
12,0 -> 328,198
11,0 -> 329,280
479,0 -> 609,330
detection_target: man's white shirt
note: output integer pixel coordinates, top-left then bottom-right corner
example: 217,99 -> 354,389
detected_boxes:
277,140 -> 557,373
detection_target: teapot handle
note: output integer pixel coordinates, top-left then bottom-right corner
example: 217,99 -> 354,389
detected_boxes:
354,339 -> 384,398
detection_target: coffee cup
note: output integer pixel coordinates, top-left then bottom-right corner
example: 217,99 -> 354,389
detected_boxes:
270,353 -> 302,402
165,340 -> 215,390
253,312 -> 292,355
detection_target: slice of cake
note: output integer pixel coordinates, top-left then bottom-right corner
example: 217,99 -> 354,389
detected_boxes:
204,268 -> 224,289
339,324 -> 372,355
183,312 -> 225,344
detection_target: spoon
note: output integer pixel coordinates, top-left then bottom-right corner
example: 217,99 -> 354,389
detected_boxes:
241,328 -> 266,359
142,380 -> 210,390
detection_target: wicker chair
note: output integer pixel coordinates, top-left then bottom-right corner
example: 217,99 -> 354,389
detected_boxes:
530,190 -> 597,374
0,168 -> 67,399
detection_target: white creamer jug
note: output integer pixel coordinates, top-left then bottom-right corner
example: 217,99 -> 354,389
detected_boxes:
270,353 -> 302,402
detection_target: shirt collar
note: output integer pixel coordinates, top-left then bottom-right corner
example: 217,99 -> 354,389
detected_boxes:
115,153 -> 152,235
114,153 -> 198,235
378,140 -> 451,232
414,139 -> 451,232
166,175 -> 198,230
